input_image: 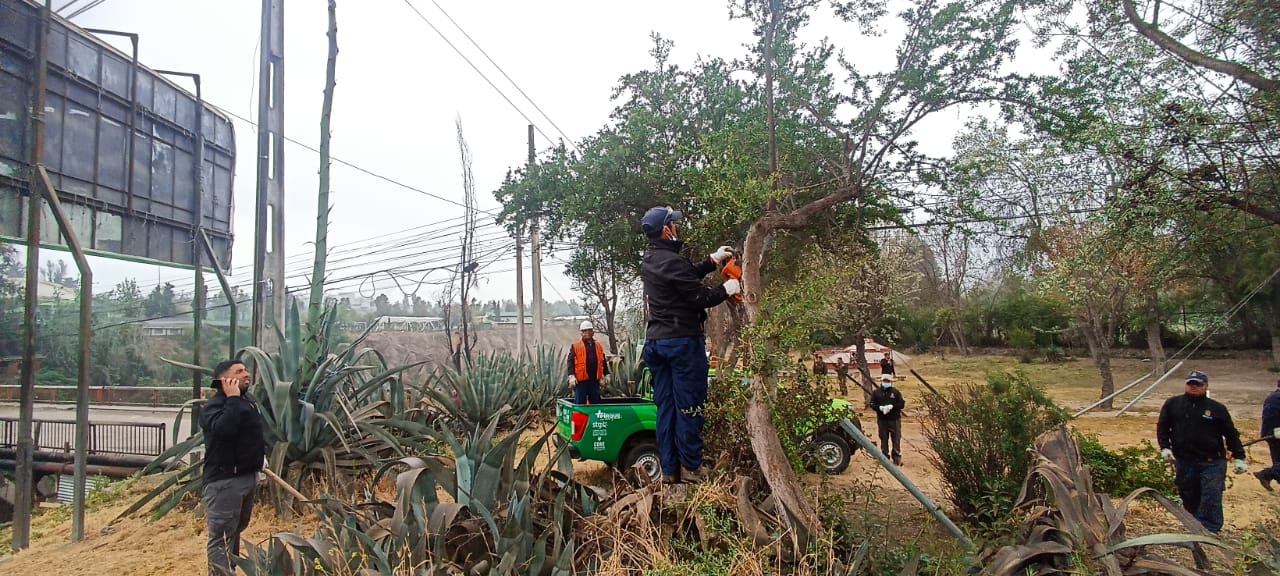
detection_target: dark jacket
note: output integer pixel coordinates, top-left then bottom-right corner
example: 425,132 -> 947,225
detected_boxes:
200,389 -> 266,484
1263,389 -> 1280,438
641,238 -> 729,341
1156,393 -> 1245,463
869,386 -> 906,421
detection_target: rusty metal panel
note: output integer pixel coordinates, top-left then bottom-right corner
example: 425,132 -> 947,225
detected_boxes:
0,0 -> 235,270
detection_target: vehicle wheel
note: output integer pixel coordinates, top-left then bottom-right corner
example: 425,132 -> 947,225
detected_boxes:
811,432 -> 852,474
618,438 -> 662,486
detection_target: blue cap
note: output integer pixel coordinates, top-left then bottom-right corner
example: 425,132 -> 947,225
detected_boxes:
641,206 -> 682,237
1185,370 -> 1208,385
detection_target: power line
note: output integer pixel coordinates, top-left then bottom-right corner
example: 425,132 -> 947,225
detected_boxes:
398,0 -> 559,149
205,102 -> 500,216
425,0 -> 580,153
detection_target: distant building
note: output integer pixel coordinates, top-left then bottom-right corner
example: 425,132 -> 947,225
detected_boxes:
138,318 -> 231,337
372,316 -> 446,332
490,312 -> 533,325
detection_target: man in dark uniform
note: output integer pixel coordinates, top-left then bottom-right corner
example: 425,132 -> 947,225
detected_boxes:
869,373 -> 906,465
1156,370 -> 1247,533
566,320 -> 609,405
640,206 -> 738,483
1254,378 -> 1280,490
201,359 -> 266,575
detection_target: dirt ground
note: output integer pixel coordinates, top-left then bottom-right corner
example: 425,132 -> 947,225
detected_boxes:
2,352 -> 1276,574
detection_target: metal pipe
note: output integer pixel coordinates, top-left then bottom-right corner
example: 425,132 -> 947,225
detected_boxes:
1072,370 -> 1153,418
0,448 -> 155,468
14,0 -> 53,552
81,29 -> 138,217
1117,361 -> 1185,416
0,459 -> 138,479
838,419 -> 975,552
200,228 -> 237,356
35,166 -> 93,543
155,69 -> 204,436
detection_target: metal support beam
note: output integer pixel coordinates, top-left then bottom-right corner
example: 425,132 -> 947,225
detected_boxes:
155,69 -> 204,435
34,166 -> 93,543
252,0 -> 286,351
1071,370 -> 1153,418
200,229 -> 237,358
14,0 -> 52,552
839,419 -> 975,553
1117,361 -> 1185,416
81,29 -> 138,216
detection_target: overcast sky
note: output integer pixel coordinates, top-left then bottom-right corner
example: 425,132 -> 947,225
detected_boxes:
33,0 -> 1032,310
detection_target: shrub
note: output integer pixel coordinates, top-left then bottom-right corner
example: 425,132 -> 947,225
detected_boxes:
1075,433 -> 1176,497
921,369 -> 1068,527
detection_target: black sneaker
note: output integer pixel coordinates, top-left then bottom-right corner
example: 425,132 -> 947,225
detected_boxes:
1255,471 -> 1274,491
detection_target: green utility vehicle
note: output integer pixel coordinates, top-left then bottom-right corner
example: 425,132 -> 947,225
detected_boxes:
555,370 -> 862,483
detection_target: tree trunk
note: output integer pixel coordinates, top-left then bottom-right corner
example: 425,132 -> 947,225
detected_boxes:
740,220 -> 823,550
1082,318 -> 1116,409
854,332 -> 874,406
1144,284 -> 1166,374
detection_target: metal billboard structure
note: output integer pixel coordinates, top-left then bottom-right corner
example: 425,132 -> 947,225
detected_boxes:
0,0 -> 237,266
0,0 -> 238,550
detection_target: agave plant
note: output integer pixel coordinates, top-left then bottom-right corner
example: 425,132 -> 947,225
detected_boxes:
235,410 -> 607,575
526,346 -> 572,411
985,426 -> 1238,575
121,303 -> 430,519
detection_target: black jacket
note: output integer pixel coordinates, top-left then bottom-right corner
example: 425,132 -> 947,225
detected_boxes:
1263,389 -> 1280,438
869,386 -> 906,421
1156,393 -> 1245,463
201,389 -> 266,483
641,238 -> 729,341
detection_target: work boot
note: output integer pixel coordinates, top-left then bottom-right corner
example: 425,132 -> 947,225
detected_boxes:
893,456 -> 902,466
662,474 -> 680,485
1255,471 -> 1274,491
680,466 -> 704,484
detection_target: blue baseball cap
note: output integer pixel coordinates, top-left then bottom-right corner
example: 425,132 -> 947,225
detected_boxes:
1185,370 -> 1208,385
641,206 -> 682,237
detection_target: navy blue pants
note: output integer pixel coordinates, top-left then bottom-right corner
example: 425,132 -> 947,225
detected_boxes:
643,336 -> 708,477
1261,439 -> 1280,482
574,379 -> 601,405
1175,458 -> 1226,533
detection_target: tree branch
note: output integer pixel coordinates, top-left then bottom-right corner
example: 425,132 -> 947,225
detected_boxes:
1119,0 -> 1279,93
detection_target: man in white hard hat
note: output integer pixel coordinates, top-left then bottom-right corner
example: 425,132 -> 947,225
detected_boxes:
566,320 -> 609,405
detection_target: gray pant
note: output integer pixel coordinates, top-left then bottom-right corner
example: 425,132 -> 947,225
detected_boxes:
204,473 -> 257,575
878,418 -> 902,462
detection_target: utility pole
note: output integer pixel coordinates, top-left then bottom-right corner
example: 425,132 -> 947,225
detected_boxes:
252,0 -> 286,350
528,125 -> 544,349
13,0 -> 52,552
514,239 -> 525,350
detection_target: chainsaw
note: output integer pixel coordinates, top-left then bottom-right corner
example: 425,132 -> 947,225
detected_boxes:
720,251 -> 744,303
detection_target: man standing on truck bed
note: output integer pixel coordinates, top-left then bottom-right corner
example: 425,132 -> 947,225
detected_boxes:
567,320 -> 609,405
640,206 -> 740,483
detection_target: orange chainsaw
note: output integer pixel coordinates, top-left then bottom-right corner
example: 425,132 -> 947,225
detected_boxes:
721,253 -> 743,302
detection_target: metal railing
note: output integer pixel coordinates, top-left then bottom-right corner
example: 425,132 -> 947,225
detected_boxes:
0,385 -> 196,407
0,417 -> 166,457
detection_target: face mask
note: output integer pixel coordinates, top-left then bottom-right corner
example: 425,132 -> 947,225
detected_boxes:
881,383 -> 892,389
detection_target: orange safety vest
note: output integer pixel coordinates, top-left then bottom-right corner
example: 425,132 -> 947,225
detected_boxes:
571,340 -> 606,382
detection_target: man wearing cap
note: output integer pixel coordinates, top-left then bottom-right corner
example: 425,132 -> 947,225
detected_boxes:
566,320 -> 609,405
640,206 -> 739,483
869,373 -> 906,465
1254,378 -> 1280,491
1156,370 -> 1247,533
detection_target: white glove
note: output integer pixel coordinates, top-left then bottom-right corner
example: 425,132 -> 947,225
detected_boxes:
1160,448 -> 1174,462
1273,427 -> 1280,439
723,279 -> 741,296
710,246 -> 734,264
879,405 -> 893,415
567,375 -> 577,388
1232,459 -> 1248,474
